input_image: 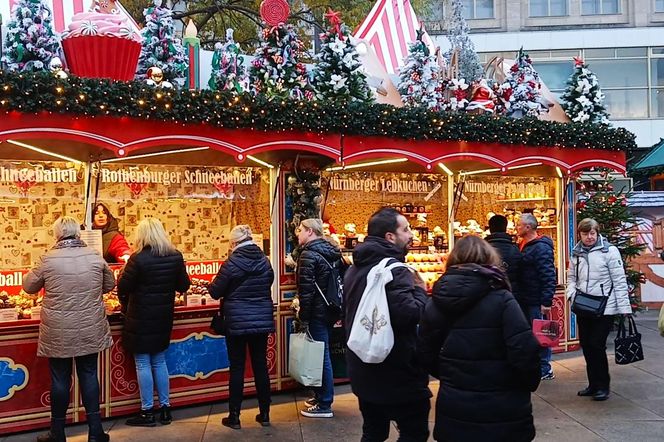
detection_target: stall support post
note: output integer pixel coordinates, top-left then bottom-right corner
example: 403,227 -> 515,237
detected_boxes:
447,175 -> 455,250
555,176 -> 565,285
269,167 -> 280,305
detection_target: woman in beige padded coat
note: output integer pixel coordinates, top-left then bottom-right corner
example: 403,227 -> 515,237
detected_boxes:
23,216 -> 115,442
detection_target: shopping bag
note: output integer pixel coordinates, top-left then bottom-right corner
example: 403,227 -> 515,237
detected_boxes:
347,258 -> 407,364
329,322 -> 348,378
658,304 -> 664,337
532,319 -> 560,348
288,332 -> 324,387
614,315 -> 644,365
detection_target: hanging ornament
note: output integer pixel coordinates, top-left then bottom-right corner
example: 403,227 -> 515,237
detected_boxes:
125,182 -> 148,199
259,0 -> 290,26
608,196 -> 617,204
49,57 -> 68,79
146,66 -> 173,88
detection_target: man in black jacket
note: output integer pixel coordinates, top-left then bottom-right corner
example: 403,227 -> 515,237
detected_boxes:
344,208 -> 431,442
486,214 -> 522,299
295,218 -> 342,418
517,213 -> 557,381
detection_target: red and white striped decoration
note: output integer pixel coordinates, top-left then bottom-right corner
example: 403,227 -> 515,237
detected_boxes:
2,0 -> 139,34
354,0 -> 435,75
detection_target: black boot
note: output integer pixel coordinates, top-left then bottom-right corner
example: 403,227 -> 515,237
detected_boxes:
37,418 -> 66,442
593,389 -> 610,401
36,431 -> 66,442
577,386 -> 596,397
125,410 -> 156,427
255,410 -> 270,427
221,410 -> 241,430
159,406 -> 172,425
87,411 -> 108,442
88,433 -> 110,442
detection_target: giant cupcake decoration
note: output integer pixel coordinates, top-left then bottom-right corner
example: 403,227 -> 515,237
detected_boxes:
61,0 -> 142,81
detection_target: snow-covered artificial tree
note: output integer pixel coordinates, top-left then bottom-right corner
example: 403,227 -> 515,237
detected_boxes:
1,0 -> 61,72
398,29 -> 444,110
444,0 -> 483,84
311,9 -> 373,102
501,48 -> 549,118
136,0 -> 187,87
208,29 -> 249,93
560,57 -> 610,124
249,23 -> 311,100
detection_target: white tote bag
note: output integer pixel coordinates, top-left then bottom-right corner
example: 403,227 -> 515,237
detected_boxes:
347,258 -> 408,364
288,332 -> 325,386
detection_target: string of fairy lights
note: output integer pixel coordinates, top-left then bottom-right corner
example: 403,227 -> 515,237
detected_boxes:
0,71 -> 636,152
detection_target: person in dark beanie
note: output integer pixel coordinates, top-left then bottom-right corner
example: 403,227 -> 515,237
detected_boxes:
344,208 -> 431,441
486,214 -> 522,299
418,235 -> 541,442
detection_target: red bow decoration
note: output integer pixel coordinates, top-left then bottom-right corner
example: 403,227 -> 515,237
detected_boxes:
325,9 -> 344,41
125,182 -> 148,199
573,56 -> 585,67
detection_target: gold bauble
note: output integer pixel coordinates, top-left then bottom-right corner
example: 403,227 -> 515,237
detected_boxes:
148,67 -> 164,84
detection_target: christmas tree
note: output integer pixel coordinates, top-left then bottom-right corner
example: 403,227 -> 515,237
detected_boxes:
577,175 -> 645,311
398,28 -> 444,110
208,29 -> 249,93
560,57 -> 610,125
1,0 -> 61,72
249,23 -> 311,100
502,48 -> 549,118
311,9 -> 373,103
444,0 -> 484,84
136,0 -> 187,87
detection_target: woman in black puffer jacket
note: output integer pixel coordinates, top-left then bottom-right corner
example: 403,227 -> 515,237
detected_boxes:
118,218 -> 191,428
418,236 -> 541,442
209,225 -> 275,430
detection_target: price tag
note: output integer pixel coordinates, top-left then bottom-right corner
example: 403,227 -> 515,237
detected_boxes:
204,295 -> 220,306
31,306 -> 42,321
0,309 -> 18,322
186,294 -> 202,307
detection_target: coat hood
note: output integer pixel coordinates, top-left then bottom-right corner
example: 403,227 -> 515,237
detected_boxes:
230,243 -> 269,273
432,264 -> 510,315
485,232 -> 513,244
302,238 -> 342,262
352,236 -> 406,267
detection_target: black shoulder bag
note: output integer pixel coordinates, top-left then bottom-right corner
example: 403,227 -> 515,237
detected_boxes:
570,256 -> 609,318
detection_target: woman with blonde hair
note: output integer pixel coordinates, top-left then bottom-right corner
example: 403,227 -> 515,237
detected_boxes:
418,235 -> 541,441
118,218 -> 190,427
209,225 -> 275,429
24,216 -> 115,442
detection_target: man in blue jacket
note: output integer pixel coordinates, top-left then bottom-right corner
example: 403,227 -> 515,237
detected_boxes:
517,213 -> 557,380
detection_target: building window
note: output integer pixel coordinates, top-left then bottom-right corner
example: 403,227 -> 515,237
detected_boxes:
657,0 -> 664,12
462,0 -> 494,19
533,61 -> 575,91
582,0 -> 619,14
529,0 -> 568,17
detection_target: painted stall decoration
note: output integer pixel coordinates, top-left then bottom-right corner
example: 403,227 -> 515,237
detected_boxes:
629,192 -> 664,304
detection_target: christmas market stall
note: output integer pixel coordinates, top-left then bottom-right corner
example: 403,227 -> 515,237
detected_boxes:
0,0 -> 636,436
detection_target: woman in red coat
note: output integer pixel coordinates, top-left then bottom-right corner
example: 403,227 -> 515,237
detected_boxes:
92,203 -> 131,263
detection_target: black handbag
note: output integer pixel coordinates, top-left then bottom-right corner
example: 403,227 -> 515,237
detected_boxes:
210,309 -> 225,334
570,257 -> 609,318
614,315 -> 644,365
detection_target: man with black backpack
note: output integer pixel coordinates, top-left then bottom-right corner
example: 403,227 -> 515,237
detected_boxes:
295,218 -> 343,418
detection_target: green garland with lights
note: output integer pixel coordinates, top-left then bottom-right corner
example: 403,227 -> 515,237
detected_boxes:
0,71 -> 636,151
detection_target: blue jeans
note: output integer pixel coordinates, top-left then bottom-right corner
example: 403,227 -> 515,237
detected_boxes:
308,320 -> 334,409
134,351 -> 170,410
522,305 -> 553,375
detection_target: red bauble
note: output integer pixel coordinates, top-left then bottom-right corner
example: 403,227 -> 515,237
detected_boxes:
608,196 -> 617,204
577,201 -> 587,210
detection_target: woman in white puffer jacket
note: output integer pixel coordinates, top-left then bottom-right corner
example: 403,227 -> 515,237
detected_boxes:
566,218 -> 632,402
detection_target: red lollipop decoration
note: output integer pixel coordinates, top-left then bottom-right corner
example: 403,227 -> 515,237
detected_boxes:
260,0 -> 290,26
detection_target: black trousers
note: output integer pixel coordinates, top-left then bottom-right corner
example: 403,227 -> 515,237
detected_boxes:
358,398 -> 430,442
578,315 -> 614,391
226,333 -> 271,413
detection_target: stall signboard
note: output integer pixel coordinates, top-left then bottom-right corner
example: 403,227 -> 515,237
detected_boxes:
108,259 -> 224,283
328,175 -> 436,194
0,269 -> 29,295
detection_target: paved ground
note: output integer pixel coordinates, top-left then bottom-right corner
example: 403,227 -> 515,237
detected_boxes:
5,310 -> 664,442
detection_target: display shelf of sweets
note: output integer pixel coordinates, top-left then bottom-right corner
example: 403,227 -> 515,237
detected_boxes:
0,290 -> 40,321
183,278 -> 219,308
405,251 -> 448,292
103,288 -> 122,315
